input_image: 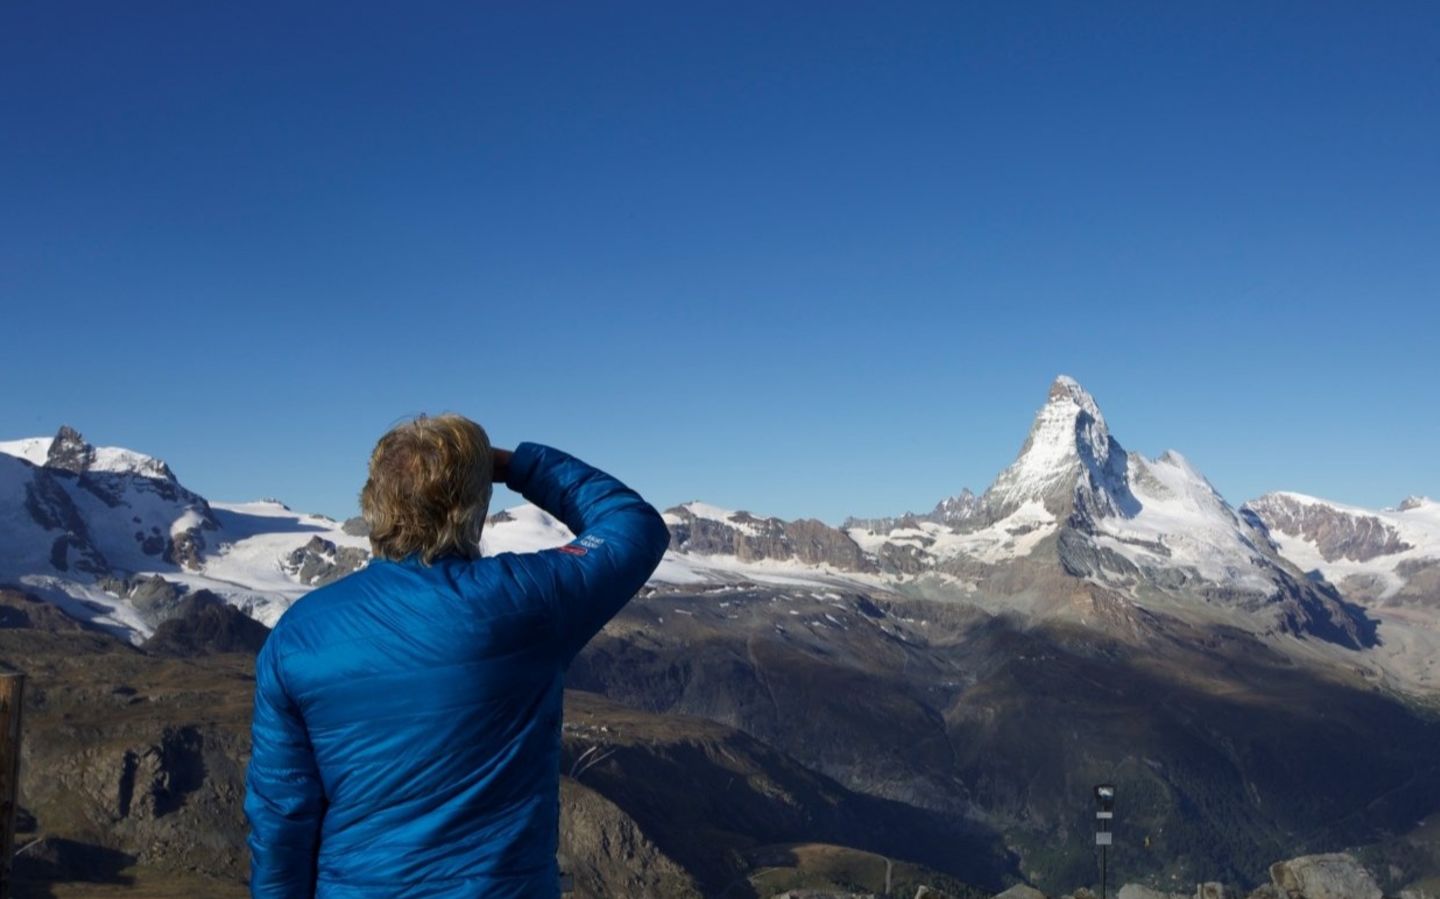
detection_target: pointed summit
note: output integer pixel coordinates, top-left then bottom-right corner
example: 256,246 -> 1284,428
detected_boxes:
41,425 -> 177,480
981,375 -> 1132,521
46,425 -> 97,474
1047,373 -> 1100,409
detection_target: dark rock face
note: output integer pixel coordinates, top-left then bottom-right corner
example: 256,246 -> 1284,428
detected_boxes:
281,536 -> 370,586
665,505 -> 873,573
127,575 -> 186,627
569,586 -> 1440,895
7,609 -> 1005,898
116,726 -> 208,820
1258,567 -> 1378,649
341,515 -> 371,537
45,425 -> 97,474
0,587 -> 93,632
845,488 -> 983,535
873,539 -> 932,575
23,426 -> 220,571
1245,494 -> 1413,563
559,778 -> 702,899
559,690 -> 1010,893
14,640 -> 254,885
12,837 -> 138,891
1053,517 -> 1377,650
96,575 -> 129,596
932,488 -> 982,525
165,526 -> 208,570
19,461 -> 110,575
144,591 -> 271,656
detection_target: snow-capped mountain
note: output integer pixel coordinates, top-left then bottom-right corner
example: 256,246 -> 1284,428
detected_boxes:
635,377 -> 1440,691
0,427 -> 369,638
1244,492 -> 1440,608
824,377 -> 1369,650
8,396 -> 1438,896
4,378 -> 1437,691
0,425 -> 219,575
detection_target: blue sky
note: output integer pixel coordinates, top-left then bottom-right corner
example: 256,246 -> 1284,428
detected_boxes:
3,3 -> 1437,524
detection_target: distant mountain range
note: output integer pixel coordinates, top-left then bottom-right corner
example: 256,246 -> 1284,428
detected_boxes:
656,376 -> 1438,670
4,377 -> 1439,896
4,379 -> 1435,672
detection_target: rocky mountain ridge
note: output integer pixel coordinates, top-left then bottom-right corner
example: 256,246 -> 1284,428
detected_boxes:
655,378 -> 1402,656
3,376 -> 1437,685
3,388 -> 1440,896
1244,492 -> 1440,611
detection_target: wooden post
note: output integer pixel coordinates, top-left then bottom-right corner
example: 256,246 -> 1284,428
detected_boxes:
0,673 -> 24,899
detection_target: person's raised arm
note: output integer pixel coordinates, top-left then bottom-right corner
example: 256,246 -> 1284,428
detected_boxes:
244,632 -> 326,898
498,442 -> 669,666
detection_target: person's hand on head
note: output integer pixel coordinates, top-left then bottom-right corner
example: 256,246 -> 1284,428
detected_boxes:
491,447 -> 512,484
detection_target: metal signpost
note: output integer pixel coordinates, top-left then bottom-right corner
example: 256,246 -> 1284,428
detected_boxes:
1094,783 -> 1115,899
0,673 -> 25,899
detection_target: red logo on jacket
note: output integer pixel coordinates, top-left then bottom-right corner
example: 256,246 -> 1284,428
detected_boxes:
558,544 -> 587,556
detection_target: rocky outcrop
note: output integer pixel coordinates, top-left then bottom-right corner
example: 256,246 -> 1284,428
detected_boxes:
1244,494 -> 1440,611
1118,886 -> 1189,899
281,535 -> 370,586
665,504 -> 875,573
16,457 -> 110,575
124,574 -> 187,627
844,489 -> 982,535
558,778 -> 702,899
144,591 -> 271,656
1246,494 -> 1412,563
45,425 -> 99,475
1265,853 -> 1381,899
995,885 -> 1048,899
52,427 -> 218,568
1108,854 -> 1387,899
165,525 -> 208,570
25,717 -> 251,881
0,587 -> 93,632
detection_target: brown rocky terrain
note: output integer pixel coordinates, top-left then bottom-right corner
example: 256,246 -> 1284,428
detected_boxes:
571,581 -> 1440,895
1,586 -> 997,898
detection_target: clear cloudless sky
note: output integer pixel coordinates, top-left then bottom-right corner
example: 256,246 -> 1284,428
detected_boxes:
3,2 -> 1437,524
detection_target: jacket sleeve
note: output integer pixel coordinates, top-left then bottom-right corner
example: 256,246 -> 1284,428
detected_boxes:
503,441 -> 671,666
244,630 -> 326,898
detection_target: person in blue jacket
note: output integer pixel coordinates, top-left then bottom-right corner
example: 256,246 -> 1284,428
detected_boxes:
244,413 -> 671,898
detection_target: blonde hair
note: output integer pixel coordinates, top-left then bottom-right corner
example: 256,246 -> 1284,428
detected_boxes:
359,413 -> 494,565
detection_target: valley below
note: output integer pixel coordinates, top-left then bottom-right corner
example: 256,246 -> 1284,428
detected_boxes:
5,377 -> 1440,897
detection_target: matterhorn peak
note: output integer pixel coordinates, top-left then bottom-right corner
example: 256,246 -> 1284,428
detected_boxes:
980,375 -> 1130,520
1038,375 -> 1114,461
1047,374 -> 1103,414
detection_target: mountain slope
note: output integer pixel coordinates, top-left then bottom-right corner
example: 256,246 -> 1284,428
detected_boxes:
0,427 -> 370,640
4,385 -> 1439,895
3,587 -> 1004,897
568,581 -> 1440,894
1244,492 -> 1440,608
834,377 -> 1375,649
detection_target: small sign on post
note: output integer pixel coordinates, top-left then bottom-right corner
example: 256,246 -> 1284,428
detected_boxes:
0,673 -> 26,899
1094,783 -> 1115,899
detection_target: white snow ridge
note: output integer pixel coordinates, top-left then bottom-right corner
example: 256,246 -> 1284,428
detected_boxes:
2,385 -> 1438,696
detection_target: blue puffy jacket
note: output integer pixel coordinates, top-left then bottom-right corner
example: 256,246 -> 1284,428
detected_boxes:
244,442 -> 670,898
